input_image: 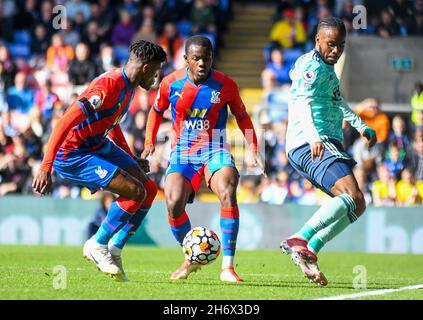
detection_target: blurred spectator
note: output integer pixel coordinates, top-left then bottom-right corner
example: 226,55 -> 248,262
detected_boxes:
87,191 -> 115,239
406,13 -> 423,36
152,0 -> 180,32
14,0 -> 38,30
355,98 -> 390,145
0,45 -> 17,91
120,0 -> 140,18
395,167 -> 423,206
288,178 -> 304,203
0,0 -> 17,41
371,164 -> 397,207
31,24 -> 51,64
376,9 -> 401,39
61,19 -> 81,49
158,22 -> 185,67
237,176 -> 260,204
73,11 -> 87,36
68,43 -> 98,89
33,79 -> 62,131
6,72 -> 34,114
408,136 -> 423,181
126,109 -> 148,156
82,21 -> 103,58
352,136 -> 383,180
0,133 -> 32,196
0,62 -> 8,113
411,82 -> 423,128
133,18 -> 158,44
387,0 -> 414,35
339,0 -> 355,25
308,5 -> 332,46
65,0 -> 91,22
97,0 -> 117,41
295,179 -> 318,205
260,171 -> 290,205
388,115 -> 410,151
111,10 -> 137,46
261,47 -> 291,94
96,44 -> 118,74
46,33 -> 75,74
37,0 -> 55,38
270,8 -> 306,49
191,0 -> 217,35
384,140 -> 406,179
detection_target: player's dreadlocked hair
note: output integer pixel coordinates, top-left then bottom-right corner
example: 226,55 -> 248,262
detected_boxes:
129,39 -> 167,64
185,35 -> 213,54
317,17 -> 346,36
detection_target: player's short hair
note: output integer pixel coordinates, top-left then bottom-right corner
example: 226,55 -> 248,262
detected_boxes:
317,17 -> 346,37
129,39 -> 167,64
185,36 -> 213,55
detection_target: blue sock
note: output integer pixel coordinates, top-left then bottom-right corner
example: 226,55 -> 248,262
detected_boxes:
220,207 -> 239,257
108,206 -> 150,249
94,199 -> 133,245
168,211 -> 191,246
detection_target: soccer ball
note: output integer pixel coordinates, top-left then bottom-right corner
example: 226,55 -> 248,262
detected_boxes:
182,227 -> 221,265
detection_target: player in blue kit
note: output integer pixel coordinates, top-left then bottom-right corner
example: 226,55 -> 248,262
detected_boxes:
280,17 -> 377,286
32,40 -> 167,281
143,36 -> 265,282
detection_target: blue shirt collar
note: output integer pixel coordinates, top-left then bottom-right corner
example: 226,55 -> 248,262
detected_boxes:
121,68 -> 133,90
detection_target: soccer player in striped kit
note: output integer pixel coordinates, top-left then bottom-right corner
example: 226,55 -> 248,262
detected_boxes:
32,40 -> 167,281
142,36 -> 265,282
280,17 -> 377,286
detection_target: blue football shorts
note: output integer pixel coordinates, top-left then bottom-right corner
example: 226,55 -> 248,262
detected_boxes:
53,139 -> 137,191
165,146 -> 237,203
287,138 -> 356,196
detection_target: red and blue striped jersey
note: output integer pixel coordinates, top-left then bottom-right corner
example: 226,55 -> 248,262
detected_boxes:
56,68 -> 134,161
153,68 -> 249,153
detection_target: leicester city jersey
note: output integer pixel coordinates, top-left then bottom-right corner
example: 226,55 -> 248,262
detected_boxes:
286,49 -> 368,155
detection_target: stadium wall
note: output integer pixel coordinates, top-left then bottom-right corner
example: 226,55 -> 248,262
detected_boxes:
341,35 -> 423,104
1,197 -> 422,254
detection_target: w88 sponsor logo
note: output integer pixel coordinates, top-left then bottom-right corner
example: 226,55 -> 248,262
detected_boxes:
185,119 -> 210,130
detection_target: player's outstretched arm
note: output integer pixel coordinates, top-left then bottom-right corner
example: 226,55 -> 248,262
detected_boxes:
32,103 -> 85,195
142,80 -> 170,159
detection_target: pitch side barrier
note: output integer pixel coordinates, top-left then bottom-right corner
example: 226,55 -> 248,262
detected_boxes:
0,196 -> 422,254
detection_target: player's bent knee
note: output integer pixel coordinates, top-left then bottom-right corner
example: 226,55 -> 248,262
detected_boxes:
216,184 -> 237,207
130,183 -> 147,203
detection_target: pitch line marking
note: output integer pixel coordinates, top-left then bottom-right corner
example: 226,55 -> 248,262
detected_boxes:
316,284 -> 423,300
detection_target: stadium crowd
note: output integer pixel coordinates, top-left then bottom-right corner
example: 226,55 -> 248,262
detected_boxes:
0,0 -> 422,207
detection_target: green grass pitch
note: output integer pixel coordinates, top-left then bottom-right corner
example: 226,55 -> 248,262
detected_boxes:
0,245 -> 422,300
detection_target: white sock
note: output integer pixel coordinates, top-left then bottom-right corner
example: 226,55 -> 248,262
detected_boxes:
222,256 -> 234,269
108,244 -> 122,256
